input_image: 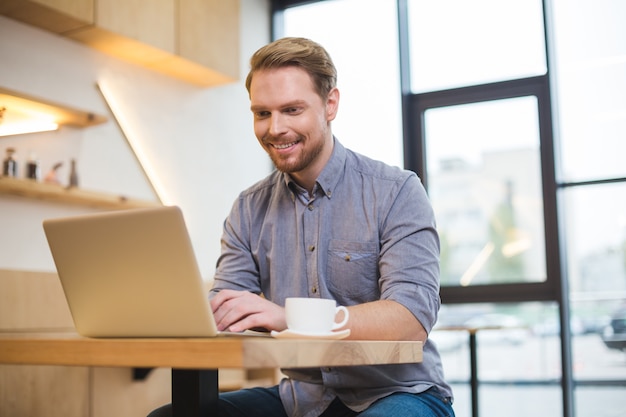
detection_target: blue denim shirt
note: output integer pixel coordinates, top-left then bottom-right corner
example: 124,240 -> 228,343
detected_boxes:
211,139 -> 452,417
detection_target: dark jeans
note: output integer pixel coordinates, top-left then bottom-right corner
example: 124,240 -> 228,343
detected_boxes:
147,385 -> 454,417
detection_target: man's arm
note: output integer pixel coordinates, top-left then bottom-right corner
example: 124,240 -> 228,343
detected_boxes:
341,173 -> 439,342
211,290 -> 426,341
343,300 -> 428,341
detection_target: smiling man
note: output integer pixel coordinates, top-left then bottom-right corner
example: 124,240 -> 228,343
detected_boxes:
149,37 -> 454,417
250,64 -> 336,191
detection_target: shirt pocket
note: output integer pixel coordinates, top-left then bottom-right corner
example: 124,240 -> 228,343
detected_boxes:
327,240 -> 380,303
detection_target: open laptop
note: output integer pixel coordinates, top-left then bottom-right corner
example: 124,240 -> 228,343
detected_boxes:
43,205 -> 265,338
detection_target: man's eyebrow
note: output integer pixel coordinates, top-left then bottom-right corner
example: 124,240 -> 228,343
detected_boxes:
250,100 -> 307,112
282,100 -> 307,108
281,100 -> 307,107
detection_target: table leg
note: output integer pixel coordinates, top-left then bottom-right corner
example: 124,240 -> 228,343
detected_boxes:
468,332 -> 478,417
172,369 -> 219,417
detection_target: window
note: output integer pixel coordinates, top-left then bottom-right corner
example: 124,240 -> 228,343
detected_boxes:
552,0 -> 626,183
404,0 -> 556,300
551,0 -> 626,411
430,301 -> 563,417
274,1 -> 626,416
281,0 -> 403,168
425,97 -> 546,287
407,0 -> 546,92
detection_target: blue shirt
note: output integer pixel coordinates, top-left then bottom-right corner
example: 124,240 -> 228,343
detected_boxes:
211,138 -> 452,417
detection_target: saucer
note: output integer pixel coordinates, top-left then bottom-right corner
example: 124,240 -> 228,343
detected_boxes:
270,328 -> 351,340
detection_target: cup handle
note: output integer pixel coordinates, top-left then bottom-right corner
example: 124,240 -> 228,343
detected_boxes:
332,306 -> 349,330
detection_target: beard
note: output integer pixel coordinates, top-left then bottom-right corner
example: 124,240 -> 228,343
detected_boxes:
264,133 -> 326,174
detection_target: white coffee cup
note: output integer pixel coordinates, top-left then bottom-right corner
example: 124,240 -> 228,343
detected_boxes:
285,297 -> 349,334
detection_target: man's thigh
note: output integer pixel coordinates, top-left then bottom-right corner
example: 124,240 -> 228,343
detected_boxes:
219,386 -> 288,417
147,386 -> 287,417
358,391 -> 455,417
148,388 -> 454,417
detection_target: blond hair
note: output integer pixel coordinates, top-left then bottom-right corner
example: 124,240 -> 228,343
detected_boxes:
245,37 -> 337,100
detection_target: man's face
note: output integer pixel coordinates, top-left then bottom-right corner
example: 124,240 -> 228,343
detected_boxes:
249,66 -> 338,180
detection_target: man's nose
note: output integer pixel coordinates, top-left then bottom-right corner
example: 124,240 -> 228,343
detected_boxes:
269,113 -> 287,136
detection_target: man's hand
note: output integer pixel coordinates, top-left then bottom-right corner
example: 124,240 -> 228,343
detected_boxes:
210,290 -> 287,333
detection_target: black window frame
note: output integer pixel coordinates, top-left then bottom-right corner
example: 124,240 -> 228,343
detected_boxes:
405,75 -> 563,305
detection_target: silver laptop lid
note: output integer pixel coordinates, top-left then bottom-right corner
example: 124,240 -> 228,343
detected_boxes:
43,206 -> 219,337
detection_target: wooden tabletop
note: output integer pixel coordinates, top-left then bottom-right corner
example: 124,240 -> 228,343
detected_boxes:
0,332 -> 422,370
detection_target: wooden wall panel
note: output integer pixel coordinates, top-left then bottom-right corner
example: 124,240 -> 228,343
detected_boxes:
0,0 -> 92,33
0,365 -> 89,417
0,269 -> 74,331
178,0 -> 240,80
95,0 -> 175,53
92,367 -> 172,417
35,0 -> 93,23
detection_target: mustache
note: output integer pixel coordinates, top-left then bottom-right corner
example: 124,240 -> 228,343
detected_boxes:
261,133 -> 302,145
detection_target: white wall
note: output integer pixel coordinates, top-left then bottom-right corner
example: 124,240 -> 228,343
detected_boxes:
0,0 -> 271,280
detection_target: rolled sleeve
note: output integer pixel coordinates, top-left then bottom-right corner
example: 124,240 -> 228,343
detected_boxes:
378,174 -> 441,333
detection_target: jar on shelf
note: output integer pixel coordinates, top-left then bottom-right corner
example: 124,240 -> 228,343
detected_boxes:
2,147 -> 18,178
26,152 -> 40,180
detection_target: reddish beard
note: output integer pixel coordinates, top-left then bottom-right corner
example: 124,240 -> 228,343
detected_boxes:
262,134 -> 324,174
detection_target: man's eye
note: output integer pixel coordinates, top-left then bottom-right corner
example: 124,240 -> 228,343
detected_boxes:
255,111 -> 270,119
285,107 -> 301,114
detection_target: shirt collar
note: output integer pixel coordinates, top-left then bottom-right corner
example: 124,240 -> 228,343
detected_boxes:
315,136 -> 345,199
282,136 -> 346,200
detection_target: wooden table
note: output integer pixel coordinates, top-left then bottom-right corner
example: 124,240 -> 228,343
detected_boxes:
0,333 -> 423,417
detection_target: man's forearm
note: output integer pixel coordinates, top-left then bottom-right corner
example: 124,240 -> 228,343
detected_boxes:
343,300 -> 427,341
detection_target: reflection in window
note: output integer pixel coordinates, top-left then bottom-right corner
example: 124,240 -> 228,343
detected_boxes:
561,183 -> 626,384
432,302 -> 563,417
425,97 -> 546,286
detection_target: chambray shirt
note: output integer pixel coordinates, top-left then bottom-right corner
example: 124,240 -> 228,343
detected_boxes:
211,138 -> 453,417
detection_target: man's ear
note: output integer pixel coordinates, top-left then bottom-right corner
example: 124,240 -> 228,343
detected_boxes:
326,87 -> 340,122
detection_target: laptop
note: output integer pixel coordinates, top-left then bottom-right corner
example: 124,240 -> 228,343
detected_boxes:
43,205 -> 265,338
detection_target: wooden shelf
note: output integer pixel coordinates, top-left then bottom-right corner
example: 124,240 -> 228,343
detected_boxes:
0,87 -> 107,129
0,176 -> 161,210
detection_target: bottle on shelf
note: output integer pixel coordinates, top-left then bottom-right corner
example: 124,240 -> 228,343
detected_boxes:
2,147 -> 18,178
68,158 -> 79,188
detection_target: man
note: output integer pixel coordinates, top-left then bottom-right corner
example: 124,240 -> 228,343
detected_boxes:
150,37 -> 454,417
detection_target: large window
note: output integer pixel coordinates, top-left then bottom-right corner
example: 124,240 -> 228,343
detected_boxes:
404,0 -> 557,301
274,1 -> 626,416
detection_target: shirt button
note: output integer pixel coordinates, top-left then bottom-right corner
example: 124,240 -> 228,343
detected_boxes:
323,367 -> 331,372
308,245 -> 315,252
312,286 -> 318,294
307,204 -> 314,211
